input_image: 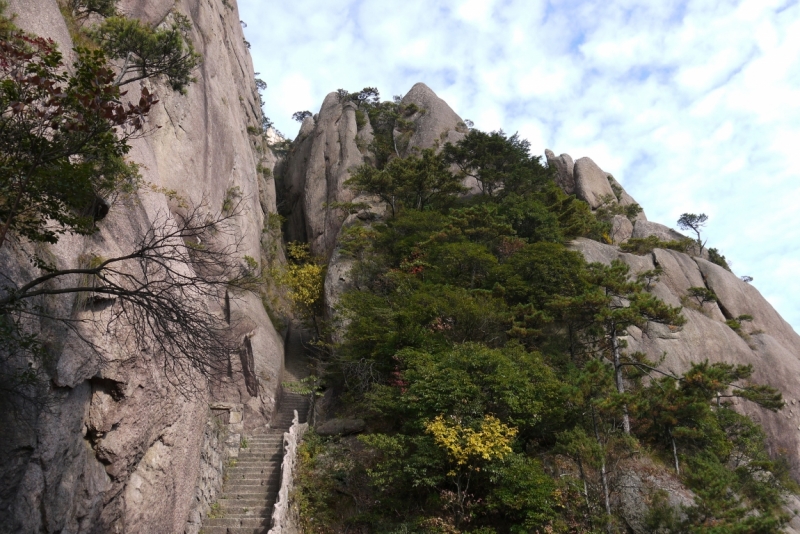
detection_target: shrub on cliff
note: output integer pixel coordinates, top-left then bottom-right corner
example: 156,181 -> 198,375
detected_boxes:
295,127 -> 793,532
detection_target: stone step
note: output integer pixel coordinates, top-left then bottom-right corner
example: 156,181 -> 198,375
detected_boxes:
217,510 -> 271,517
228,471 -> 280,484
201,527 -> 266,534
204,517 -> 270,528
223,483 -> 276,492
227,469 -> 280,478
220,489 -> 278,498
234,458 -> 282,465
219,498 -> 275,508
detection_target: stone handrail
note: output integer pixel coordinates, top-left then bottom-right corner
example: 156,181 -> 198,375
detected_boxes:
268,409 -> 308,534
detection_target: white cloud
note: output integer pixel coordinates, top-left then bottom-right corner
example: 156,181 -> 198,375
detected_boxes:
238,0 -> 800,332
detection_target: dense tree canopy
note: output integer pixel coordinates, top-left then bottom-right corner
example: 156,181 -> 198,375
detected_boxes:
294,114 -> 792,533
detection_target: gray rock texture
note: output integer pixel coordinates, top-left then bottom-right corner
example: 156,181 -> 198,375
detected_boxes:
0,0 -> 285,532
632,219 -> 687,242
398,82 -> 467,156
610,214 -> 633,244
614,457 -> 694,534
573,157 -> 618,209
281,94 -> 363,258
569,237 -> 800,480
545,149 -> 576,195
280,82 -> 470,259
547,152 -> 647,221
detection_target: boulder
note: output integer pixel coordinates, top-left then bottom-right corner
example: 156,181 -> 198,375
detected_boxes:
610,215 -> 633,244
545,149 -> 576,195
632,220 -> 687,242
573,157 -> 618,209
614,456 -> 694,533
398,82 -> 467,156
316,418 -> 366,436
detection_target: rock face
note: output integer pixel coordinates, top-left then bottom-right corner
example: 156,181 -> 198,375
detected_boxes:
281,95 -> 364,257
573,157 -> 618,209
545,149 -> 576,195
632,219 -> 687,242
569,237 -> 800,480
0,1 -> 284,532
398,82 -> 467,155
610,214 -> 634,244
545,150 -> 647,225
280,82 -> 469,259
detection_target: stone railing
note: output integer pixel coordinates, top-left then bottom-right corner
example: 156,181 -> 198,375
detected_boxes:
268,409 -> 308,534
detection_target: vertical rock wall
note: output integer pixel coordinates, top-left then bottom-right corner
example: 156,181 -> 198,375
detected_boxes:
0,0 -> 284,532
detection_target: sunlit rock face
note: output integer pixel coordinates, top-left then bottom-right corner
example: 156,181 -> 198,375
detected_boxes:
290,79 -> 800,488
0,0 -> 284,532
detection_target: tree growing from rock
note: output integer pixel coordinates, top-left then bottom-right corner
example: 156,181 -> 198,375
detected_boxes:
90,12 -> 201,92
443,129 -> 549,197
345,149 -> 465,216
292,110 -> 312,122
677,212 -> 708,254
0,27 -> 156,250
551,260 -> 686,434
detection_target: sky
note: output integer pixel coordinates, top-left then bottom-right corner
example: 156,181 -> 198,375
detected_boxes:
238,0 -> 800,333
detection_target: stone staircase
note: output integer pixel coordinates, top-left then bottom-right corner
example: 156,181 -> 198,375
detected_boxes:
202,392 -> 309,534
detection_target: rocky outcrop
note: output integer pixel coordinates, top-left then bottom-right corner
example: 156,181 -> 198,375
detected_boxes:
0,0 -> 284,532
280,83 -> 469,259
632,219 -> 687,242
610,214 -> 634,244
281,94 -> 363,258
545,149 -> 576,195
569,237 -> 800,479
545,151 -> 647,224
397,82 -> 467,155
573,157 -> 618,209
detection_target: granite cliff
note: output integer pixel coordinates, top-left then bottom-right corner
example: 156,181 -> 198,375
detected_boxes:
3,0 -> 800,531
279,82 -> 800,531
1,1 -> 284,532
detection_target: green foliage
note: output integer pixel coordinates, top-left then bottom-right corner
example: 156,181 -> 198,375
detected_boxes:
677,212 -> 709,254
346,149 -> 466,216
594,193 -> 643,224
686,286 -> 718,307
726,314 -> 754,336
339,89 -> 422,167
282,124 -> 789,530
442,129 -> 550,197
221,185 -> 241,214
620,235 -> 695,255
707,247 -> 731,271
60,0 -> 116,21
0,28 -> 155,249
90,12 -> 200,92
292,110 -> 312,122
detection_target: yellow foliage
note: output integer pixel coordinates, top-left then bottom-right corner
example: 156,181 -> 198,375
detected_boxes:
283,262 -> 324,309
425,415 -> 517,470
273,242 -> 325,319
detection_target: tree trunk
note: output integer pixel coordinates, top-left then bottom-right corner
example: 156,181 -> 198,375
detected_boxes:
591,406 -> 612,528
670,428 -> 680,475
611,326 -> 631,434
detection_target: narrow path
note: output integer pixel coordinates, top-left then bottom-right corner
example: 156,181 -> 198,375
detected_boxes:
202,325 -> 310,534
